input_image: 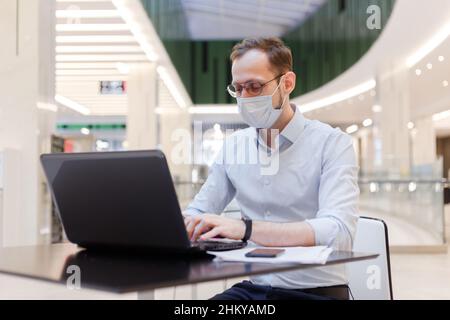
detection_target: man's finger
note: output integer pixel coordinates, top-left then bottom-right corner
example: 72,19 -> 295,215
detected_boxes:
191,220 -> 211,241
186,218 -> 201,239
200,227 -> 222,241
184,215 -> 192,227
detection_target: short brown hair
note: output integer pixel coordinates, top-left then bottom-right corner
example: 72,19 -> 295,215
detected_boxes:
230,37 -> 293,75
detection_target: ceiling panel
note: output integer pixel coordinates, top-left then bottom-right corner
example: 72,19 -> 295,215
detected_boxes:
55,0 -> 137,116
181,0 -> 327,40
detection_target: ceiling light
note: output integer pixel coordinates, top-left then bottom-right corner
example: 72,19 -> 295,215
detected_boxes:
415,69 -> 422,76
299,79 -> 376,113
56,24 -> 129,32
56,10 -> 120,18
372,104 -> 382,113
56,0 -> 111,1
56,76 -> 126,81
56,46 -> 142,53
443,80 -> 449,87
427,63 -> 433,70
56,62 -> 120,69
80,128 -> 90,135
407,122 -> 415,129
438,55 -> 445,62
363,119 -> 373,127
56,35 -> 136,43
432,110 -> 450,121
406,21 -> 450,67
55,95 -> 90,115
56,69 -> 122,76
346,125 -> 359,134
56,54 -> 147,62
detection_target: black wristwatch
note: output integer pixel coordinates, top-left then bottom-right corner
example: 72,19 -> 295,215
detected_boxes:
241,218 -> 253,243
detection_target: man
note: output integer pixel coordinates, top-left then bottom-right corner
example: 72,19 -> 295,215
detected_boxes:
183,37 -> 359,300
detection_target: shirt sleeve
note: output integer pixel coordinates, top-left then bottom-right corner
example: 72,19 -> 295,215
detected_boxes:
183,144 -> 237,217
305,130 -> 359,250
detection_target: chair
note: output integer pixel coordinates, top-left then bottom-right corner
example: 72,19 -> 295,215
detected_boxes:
347,216 -> 393,300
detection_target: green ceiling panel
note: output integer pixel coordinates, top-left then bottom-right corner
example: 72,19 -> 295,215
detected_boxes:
141,0 -> 395,104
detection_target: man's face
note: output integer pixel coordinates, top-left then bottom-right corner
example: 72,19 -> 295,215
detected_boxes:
231,49 -> 293,107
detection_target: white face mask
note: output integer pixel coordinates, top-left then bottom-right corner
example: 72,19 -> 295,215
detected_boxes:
237,79 -> 287,129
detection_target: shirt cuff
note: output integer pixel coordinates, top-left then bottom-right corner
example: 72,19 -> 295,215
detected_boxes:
182,208 -> 203,217
305,217 -> 340,247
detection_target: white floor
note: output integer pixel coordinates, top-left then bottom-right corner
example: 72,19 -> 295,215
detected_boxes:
390,247 -> 450,300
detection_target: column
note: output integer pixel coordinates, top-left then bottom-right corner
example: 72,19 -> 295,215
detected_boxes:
126,63 -> 158,150
372,68 -> 412,177
411,116 -> 438,175
0,0 -> 56,246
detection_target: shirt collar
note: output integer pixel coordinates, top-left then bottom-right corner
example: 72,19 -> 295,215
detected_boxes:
279,103 -> 305,144
255,104 -> 305,150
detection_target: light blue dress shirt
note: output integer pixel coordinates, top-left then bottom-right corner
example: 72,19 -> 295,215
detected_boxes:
185,104 -> 359,289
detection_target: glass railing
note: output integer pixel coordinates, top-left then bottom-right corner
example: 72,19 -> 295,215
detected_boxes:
176,177 -> 448,247
358,179 -> 447,246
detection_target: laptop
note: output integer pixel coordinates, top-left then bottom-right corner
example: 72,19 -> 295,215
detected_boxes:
40,150 -> 246,254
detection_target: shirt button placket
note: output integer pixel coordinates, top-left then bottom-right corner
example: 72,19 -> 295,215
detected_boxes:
262,177 -> 271,219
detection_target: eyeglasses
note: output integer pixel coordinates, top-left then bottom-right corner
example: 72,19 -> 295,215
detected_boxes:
227,74 -> 284,98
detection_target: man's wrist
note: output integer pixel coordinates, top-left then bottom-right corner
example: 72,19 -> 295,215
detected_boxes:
238,219 -> 246,240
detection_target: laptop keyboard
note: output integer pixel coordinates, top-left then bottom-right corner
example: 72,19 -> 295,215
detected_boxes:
191,240 -> 247,251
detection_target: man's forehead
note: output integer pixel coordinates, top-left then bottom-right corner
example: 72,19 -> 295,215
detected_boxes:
231,49 -> 274,81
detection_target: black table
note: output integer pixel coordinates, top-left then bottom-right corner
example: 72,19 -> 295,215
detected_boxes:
0,244 -> 378,299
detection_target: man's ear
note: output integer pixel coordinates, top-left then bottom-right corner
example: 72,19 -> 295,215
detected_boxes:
284,71 -> 296,95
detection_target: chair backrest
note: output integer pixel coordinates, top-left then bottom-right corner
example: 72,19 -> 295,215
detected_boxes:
347,216 -> 393,300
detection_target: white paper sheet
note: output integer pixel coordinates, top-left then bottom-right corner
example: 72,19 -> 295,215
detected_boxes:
208,245 -> 333,264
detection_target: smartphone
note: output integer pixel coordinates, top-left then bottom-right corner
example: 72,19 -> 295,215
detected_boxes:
245,248 -> 285,258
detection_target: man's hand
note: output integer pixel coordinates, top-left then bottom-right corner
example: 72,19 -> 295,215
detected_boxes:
183,214 -> 246,241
